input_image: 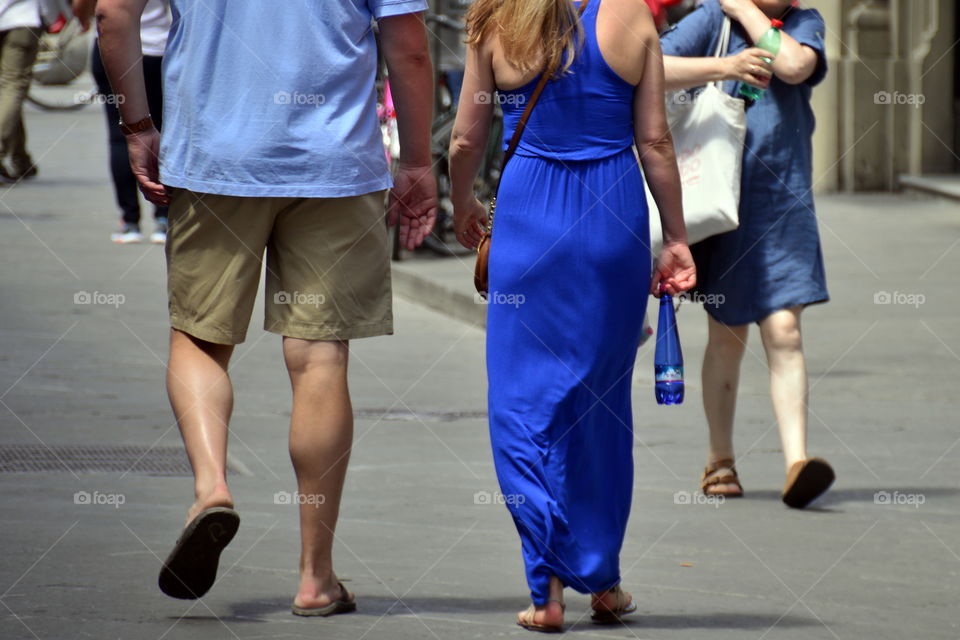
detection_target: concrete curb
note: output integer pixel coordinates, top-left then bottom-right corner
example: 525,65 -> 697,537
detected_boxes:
392,263 -> 487,328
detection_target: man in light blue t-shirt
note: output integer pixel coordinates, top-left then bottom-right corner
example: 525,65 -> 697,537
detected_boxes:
96,0 -> 436,613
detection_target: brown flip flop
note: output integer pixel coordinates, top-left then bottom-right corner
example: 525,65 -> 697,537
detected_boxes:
292,581 -> 357,617
782,458 -> 835,509
158,506 -> 240,599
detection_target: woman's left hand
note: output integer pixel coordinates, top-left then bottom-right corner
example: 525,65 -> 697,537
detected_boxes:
650,241 -> 697,296
453,197 -> 489,249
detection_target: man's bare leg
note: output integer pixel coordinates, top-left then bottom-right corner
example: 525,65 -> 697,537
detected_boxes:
283,337 -> 354,609
167,329 -> 236,527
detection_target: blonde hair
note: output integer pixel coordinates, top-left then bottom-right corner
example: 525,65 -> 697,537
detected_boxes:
465,0 -> 588,76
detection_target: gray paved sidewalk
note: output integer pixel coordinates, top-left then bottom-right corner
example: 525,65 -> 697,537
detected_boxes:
1,92 -> 959,640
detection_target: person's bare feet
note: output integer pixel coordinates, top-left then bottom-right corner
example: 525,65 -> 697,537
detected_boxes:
293,573 -> 352,610
185,482 -> 234,527
517,600 -> 564,630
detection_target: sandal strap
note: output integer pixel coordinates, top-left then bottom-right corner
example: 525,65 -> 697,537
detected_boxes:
592,584 -> 631,611
700,459 -> 741,490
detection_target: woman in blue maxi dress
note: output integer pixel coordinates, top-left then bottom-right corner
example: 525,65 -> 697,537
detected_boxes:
449,0 -> 696,631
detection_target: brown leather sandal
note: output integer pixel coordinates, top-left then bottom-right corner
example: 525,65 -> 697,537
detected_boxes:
700,458 -> 744,497
517,599 -> 565,633
590,585 -> 637,624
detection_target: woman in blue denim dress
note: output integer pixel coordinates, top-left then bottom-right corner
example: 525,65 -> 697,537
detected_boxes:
661,0 -> 834,508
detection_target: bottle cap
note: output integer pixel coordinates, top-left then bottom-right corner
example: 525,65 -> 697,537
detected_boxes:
771,19 -> 784,28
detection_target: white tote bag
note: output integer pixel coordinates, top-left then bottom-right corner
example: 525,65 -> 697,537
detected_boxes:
645,17 -> 746,258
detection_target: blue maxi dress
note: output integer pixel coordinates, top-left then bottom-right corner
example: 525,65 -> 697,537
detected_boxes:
661,1 -> 830,325
486,0 -> 649,605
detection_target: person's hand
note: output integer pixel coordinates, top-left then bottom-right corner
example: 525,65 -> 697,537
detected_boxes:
126,128 -> 168,206
453,197 -> 488,250
389,163 -> 438,251
650,241 -> 697,296
71,0 -> 94,32
725,47 -> 775,89
718,0 -> 755,21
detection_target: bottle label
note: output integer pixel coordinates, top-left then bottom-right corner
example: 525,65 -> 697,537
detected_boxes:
655,365 -> 684,383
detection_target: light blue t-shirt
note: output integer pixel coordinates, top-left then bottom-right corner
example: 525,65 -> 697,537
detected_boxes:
159,0 -> 427,197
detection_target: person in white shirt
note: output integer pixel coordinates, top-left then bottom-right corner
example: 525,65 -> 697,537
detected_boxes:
74,0 -> 170,243
0,0 -> 66,181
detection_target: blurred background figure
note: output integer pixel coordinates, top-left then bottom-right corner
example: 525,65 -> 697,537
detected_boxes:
74,0 -> 170,244
0,0 -> 67,182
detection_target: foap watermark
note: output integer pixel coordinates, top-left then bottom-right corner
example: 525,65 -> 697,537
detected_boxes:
274,91 -> 326,107
74,490 -> 125,508
668,91 -> 693,106
274,290 -> 326,308
474,490 -> 526,506
274,491 -> 326,506
74,291 -> 125,308
474,291 -> 526,308
673,490 -> 725,508
79,92 -> 125,106
874,290 -> 925,309
874,91 -> 925,108
676,291 -> 726,309
474,91 -> 527,106
874,490 -> 925,508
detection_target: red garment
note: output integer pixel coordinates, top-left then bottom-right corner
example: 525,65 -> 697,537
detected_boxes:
644,0 -> 683,29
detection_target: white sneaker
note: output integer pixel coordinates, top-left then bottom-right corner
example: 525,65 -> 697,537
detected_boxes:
150,218 -> 167,244
111,227 -> 144,244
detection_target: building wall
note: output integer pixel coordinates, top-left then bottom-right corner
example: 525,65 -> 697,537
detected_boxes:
804,0 -> 955,192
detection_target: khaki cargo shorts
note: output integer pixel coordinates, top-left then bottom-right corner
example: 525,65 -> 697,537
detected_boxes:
165,188 -> 392,345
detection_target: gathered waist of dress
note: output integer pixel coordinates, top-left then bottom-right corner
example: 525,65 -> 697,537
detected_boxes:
509,142 -> 637,164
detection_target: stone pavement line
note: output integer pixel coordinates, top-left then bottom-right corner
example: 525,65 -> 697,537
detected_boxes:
349,520 -> 480,640
114,317 -> 286,482
726,519 -> 880,640
120,518 -> 279,640
519,318 -> 684,481
322,323 -> 484,483
0,521 -> 79,640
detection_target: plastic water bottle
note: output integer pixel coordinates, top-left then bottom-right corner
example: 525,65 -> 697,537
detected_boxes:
739,19 -> 783,103
654,292 -> 684,405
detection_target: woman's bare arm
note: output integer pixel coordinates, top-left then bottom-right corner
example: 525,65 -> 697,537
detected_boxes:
720,0 -> 818,84
448,40 -> 496,248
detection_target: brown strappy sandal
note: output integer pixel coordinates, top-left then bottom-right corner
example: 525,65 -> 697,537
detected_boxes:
700,458 -> 744,497
590,585 -> 637,624
517,599 -> 565,633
